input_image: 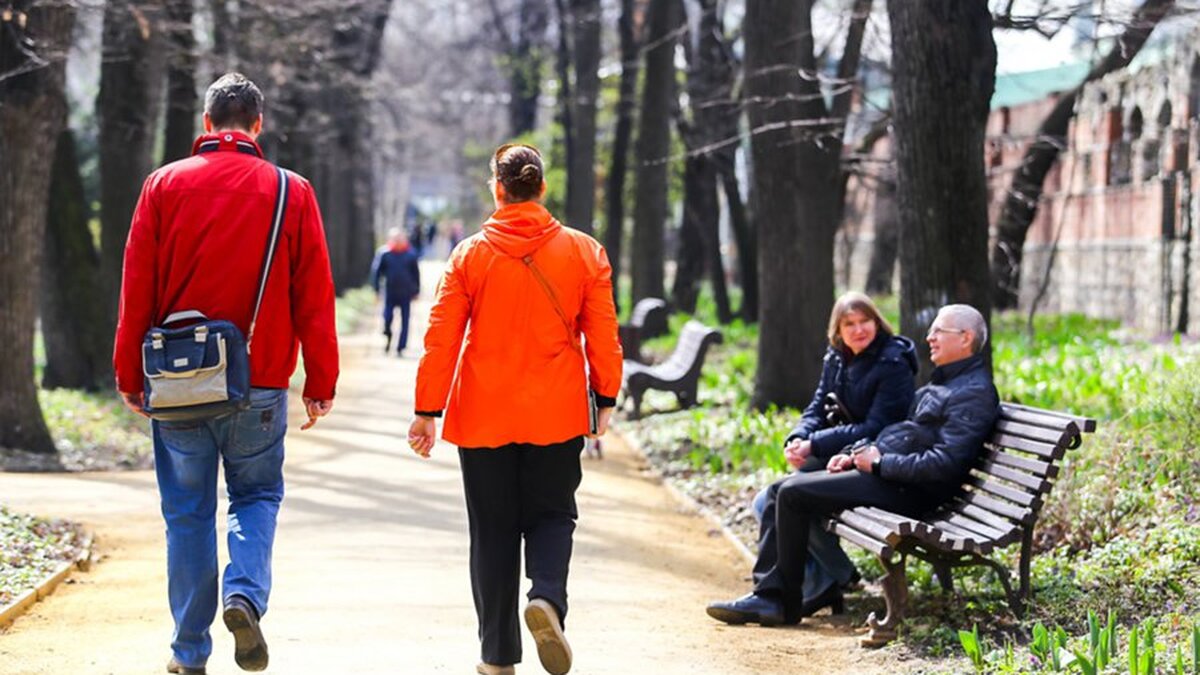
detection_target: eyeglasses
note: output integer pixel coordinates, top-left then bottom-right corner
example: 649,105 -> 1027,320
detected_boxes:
926,326 -> 967,339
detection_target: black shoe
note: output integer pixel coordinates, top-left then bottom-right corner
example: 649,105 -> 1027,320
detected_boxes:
706,593 -> 787,626
166,658 -> 206,675
842,569 -> 862,590
223,595 -> 268,672
798,583 -> 845,618
383,333 -> 393,353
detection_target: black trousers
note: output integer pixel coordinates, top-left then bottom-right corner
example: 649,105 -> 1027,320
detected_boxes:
459,437 -> 584,666
752,468 -> 950,617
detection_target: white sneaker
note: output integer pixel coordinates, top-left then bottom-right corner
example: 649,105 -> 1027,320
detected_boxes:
524,598 -> 572,675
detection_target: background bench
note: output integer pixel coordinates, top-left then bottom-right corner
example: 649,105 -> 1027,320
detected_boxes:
621,320 -> 722,418
824,402 -> 1097,647
618,297 -> 669,364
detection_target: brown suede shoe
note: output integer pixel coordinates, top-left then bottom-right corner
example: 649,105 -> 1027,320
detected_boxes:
524,598 -> 572,674
166,657 -> 206,674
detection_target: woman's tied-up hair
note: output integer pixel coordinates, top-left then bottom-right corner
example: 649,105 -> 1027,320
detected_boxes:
490,143 -> 544,203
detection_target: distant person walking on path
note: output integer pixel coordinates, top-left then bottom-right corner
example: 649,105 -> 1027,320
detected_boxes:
408,144 -> 623,675
370,227 -> 421,355
113,73 -> 339,675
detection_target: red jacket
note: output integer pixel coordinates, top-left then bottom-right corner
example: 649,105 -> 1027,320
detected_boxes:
415,201 -> 623,448
113,131 -> 339,400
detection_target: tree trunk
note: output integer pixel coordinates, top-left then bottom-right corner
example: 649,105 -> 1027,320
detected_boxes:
747,0 -> 865,410
98,0 -> 165,342
603,0 -> 639,311
865,163 -> 899,295
889,0 -> 996,380
509,0 -> 548,137
162,0 -> 196,164
671,154 -> 706,313
721,169 -> 757,321
209,0 -> 235,72
0,1 -> 75,454
565,0 -> 600,235
630,0 -> 679,304
41,128 -> 111,391
990,0 -> 1175,309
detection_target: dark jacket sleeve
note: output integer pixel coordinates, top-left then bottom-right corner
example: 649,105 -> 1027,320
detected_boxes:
370,250 -> 385,292
808,358 -> 916,457
408,253 -> 421,296
878,385 -> 999,485
786,354 -> 835,449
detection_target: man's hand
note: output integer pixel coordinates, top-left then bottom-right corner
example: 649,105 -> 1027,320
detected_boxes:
852,445 -> 882,473
784,439 -> 812,469
826,453 -> 854,473
301,398 -> 334,430
120,391 -> 150,418
589,407 -> 614,438
408,415 -> 437,458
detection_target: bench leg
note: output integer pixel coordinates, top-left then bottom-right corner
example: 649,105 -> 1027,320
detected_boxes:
933,562 -> 954,593
629,389 -> 643,420
1017,529 -> 1034,615
862,553 -> 908,648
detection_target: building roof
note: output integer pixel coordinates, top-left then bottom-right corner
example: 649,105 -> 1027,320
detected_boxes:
991,61 -> 1090,108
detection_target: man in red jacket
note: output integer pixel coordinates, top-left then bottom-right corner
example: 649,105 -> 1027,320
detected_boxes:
113,73 -> 339,675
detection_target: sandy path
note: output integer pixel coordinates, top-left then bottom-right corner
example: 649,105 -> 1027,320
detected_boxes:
0,287 -> 895,674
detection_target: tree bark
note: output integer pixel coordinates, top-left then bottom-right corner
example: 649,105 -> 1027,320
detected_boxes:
564,0 -> 600,235
603,0 -> 640,311
98,0 -> 165,342
0,1 -> 75,454
41,128 -> 111,391
889,0 -> 996,380
509,0 -> 549,137
865,162 -> 898,294
630,0 -> 679,304
670,153 -> 706,314
162,0 -> 196,164
746,0 -> 868,410
990,0 -> 1175,309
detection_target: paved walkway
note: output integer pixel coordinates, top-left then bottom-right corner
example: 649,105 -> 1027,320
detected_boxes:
0,287 -> 889,674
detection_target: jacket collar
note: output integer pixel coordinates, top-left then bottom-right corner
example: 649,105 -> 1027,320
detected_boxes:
191,130 -> 264,158
930,352 -> 986,384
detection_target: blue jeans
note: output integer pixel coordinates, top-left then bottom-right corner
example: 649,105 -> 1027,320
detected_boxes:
153,388 -> 288,668
382,297 -> 412,352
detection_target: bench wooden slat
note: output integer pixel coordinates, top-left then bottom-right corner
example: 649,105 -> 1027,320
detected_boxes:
1002,402 -> 1096,433
924,520 -> 982,552
828,521 -> 893,558
989,432 -> 1063,460
836,510 -> 903,546
998,407 -> 1079,433
961,491 -> 1033,523
988,449 -> 1058,479
979,461 -> 1052,493
954,501 -> 1026,531
994,419 -> 1072,446
852,507 -> 924,537
971,476 -> 1041,507
940,512 -> 1014,543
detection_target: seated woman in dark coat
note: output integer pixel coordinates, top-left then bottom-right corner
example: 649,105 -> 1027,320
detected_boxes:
751,292 -> 917,616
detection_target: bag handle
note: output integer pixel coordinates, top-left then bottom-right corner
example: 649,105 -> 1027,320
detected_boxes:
162,310 -> 209,326
522,253 -> 582,354
247,165 -> 289,352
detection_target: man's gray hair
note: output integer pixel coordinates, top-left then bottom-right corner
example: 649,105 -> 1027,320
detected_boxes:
938,304 -> 988,353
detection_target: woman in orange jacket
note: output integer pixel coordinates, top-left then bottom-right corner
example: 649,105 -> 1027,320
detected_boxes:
408,144 -> 622,675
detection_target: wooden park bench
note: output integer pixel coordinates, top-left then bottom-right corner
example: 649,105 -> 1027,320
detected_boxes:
824,402 -> 1097,647
621,320 -> 722,418
619,297 -> 669,364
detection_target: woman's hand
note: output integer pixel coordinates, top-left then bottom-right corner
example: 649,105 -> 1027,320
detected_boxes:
407,415 -> 437,458
826,453 -> 854,473
784,439 -> 811,469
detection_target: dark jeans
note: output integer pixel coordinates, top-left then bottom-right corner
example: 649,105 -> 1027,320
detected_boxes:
382,297 -> 412,351
752,469 -> 950,616
459,437 -> 584,666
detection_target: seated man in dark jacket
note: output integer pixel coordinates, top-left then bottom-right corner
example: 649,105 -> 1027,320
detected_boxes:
708,304 -> 1000,626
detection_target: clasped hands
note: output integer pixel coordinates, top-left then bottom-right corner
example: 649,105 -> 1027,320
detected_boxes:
783,438 -> 879,474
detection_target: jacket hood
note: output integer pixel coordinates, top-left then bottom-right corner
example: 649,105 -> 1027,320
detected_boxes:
482,202 -> 563,258
388,242 -> 411,254
884,335 -> 919,375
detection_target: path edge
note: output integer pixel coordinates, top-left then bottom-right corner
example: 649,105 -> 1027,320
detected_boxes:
607,429 -> 756,566
0,533 -> 94,630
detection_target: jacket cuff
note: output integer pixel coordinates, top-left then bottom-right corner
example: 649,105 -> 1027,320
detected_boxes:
877,453 -> 894,480
593,391 -> 617,408
415,409 -> 443,418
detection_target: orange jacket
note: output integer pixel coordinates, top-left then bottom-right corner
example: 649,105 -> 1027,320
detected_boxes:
415,201 -> 623,448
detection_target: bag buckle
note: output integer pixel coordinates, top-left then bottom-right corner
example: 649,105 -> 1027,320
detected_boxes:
151,332 -> 165,350
193,325 -> 209,343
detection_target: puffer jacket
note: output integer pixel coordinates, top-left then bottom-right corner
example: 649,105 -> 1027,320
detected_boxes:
875,353 -> 1000,491
787,334 -> 918,458
414,201 -> 623,448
